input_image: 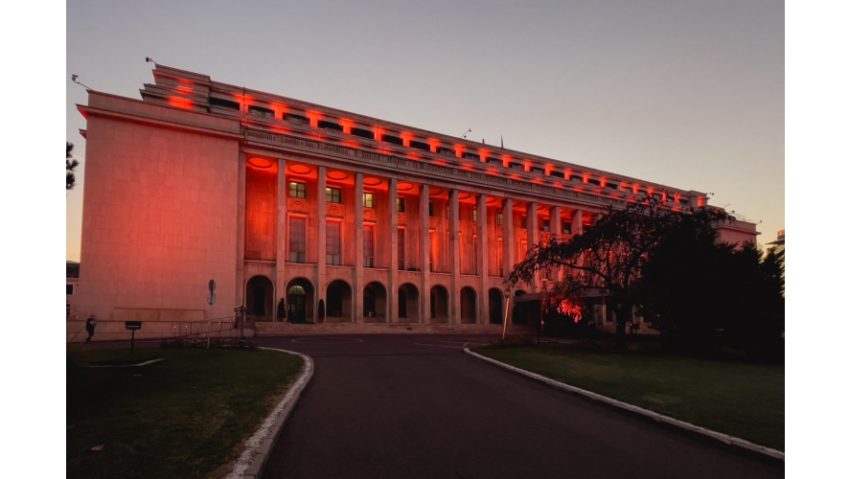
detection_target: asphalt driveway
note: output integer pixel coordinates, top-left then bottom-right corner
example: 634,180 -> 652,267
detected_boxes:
259,335 -> 782,479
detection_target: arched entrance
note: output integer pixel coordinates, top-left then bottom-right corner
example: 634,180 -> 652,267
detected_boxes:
430,285 -> 449,323
286,278 -> 314,323
460,287 -> 477,324
489,288 -> 504,324
326,280 -> 352,322
398,283 -> 420,323
246,275 -> 274,321
363,282 -> 387,322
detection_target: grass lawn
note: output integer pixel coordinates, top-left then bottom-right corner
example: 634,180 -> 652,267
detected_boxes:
476,343 -> 784,450
67,346 -> 303,479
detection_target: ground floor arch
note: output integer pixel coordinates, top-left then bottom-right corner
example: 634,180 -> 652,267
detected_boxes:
430,285 -> 449,323
489,288 -> 504,324
286,277 -> 314,323
460,287 -> 477,324
398,283 -> 420,323
326,279 -> 353,321
363,281 -> 387,322
246,275 -> 274,321
512,290 -> 530,325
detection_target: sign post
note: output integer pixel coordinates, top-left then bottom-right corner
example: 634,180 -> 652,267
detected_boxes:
125,321 -> 142,355
207,279 -> 216,349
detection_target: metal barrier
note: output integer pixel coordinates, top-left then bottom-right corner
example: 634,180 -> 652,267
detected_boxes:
66,316 -> 255,343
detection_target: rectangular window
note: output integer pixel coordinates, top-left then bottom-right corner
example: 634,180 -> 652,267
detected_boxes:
288,217 -> 306,262
326,186 -> 342,204
520,215 -> 527,229
429,201 -> 434,217
363,192 -> 375,208
496,212 -> 503,226
289,181 -> 306,199
364,225 -> 375,267
66,284 -> 74,295
326,221 -> 341,265
397,197 -> 405,212
472,209 -> 478,225
398,228 -> 406,270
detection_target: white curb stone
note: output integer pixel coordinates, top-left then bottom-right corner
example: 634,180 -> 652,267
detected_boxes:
226,347 -> 315,479
463,346 -> 784,462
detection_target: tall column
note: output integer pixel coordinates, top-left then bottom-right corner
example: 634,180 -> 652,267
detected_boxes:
503,199 -> 515,328
275,158 -> 288,320
551,205 -> 563,283
477,193 -> 488,324
354,172 -> 364,323
528,202 -> 538,292
317,166 -> 327,322
419,184 -> 430,323
572,208 -> 584,235
236,152 -> 246,309
449,189 -> 460,324
503,198 -> 514,276
388,177 -> 398,324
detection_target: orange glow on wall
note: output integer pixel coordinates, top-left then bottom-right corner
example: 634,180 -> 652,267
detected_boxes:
479,149 -> 489,163
600,177 -> 607,188
377,146 -> 392,155
674,193 -> 682,204
400,132 -> 413,147
646,186 -> 654,197
167,96 -> 193,110
486,168 -> 500,176
175,84 -> 193,96
306,111 -> 322,128
247,157 -> 276,170
340,140 -> 360,149
510,173 -> 522,180
407,152 -> 421,160
271,102 -> 287,120
620,181 -> 629,191
553,182 -> 563,188
374,126 -> 384,142
662,191 -> 668,203
270,125 -> 290,134
582,172 -> 590,184
428,138 -> 440,153
339,118 -> 354,134
544,164 -> 553,176
233,93 -> 254,111
532,178 -> 544,184
564,168 -> 572,180
523,160 -> 532,173
697,196 -> 706,207
502,155 -> 512,169
454,144 -> 465,158
460,163 -> 475,171
632,183 -> 640,195
433,159 -> 449,166
573,186 -> 584,192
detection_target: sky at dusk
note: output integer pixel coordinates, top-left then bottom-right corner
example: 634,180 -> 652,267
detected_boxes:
66,0 -> 784,261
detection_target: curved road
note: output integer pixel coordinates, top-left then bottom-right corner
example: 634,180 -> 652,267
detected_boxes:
259,335 -> 782,479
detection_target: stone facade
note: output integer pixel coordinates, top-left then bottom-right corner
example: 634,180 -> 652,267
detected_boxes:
72,64 -> 758,338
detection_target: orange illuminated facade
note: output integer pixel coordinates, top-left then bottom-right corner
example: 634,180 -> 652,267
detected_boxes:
71,64 -> 758,338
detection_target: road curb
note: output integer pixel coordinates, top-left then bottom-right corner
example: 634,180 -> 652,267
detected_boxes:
226,347 -> 315,479
463,346 -> 784,462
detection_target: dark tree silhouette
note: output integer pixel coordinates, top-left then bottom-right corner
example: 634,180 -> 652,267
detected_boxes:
510,199 -> 728,349
66,142 -> 79,190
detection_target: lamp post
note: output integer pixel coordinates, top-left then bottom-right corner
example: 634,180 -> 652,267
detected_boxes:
501,288 -> 511,340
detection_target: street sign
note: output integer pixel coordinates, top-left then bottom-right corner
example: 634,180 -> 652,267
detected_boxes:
125,321 -> 142,330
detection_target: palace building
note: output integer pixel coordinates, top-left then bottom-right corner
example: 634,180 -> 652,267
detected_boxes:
72,64 -> 757,338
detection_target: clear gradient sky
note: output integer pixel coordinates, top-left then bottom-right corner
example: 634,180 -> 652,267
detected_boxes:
66,0 -> 784,261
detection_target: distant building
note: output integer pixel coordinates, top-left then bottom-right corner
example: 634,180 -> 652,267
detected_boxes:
73,64 -> 758,335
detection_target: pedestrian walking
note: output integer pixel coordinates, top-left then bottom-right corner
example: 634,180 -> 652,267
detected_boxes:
85,315 -> 96,342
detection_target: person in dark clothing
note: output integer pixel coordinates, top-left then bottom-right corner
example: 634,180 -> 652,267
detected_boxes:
85,315 -> 96,342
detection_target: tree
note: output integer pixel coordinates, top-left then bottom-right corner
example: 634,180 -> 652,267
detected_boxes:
66,142 -> 79,190
510,199 -> 726,348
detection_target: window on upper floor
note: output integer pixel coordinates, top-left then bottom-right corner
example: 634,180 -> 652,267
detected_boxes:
326,187 -> 342,204
289,181 -> 307,199
352,127 -> 373,140
209,96 -> 240,110
397,198 -> 405,213
248,105 -> 274,118
318,120 -> 343,132
363,192 -> 375,209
